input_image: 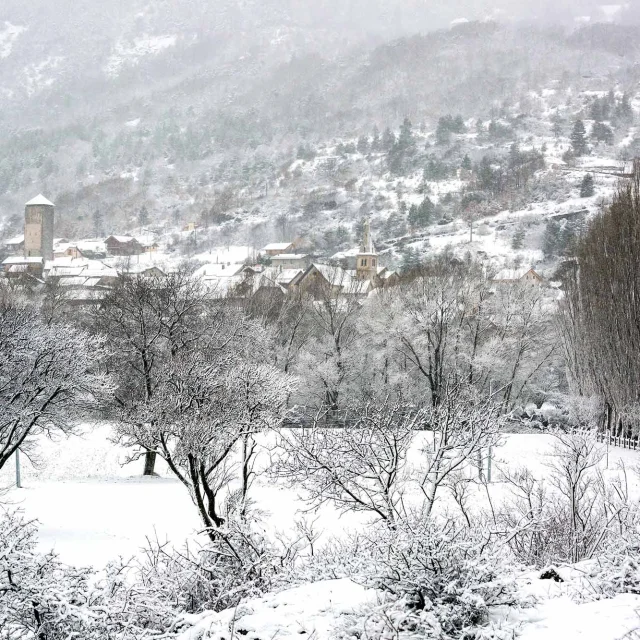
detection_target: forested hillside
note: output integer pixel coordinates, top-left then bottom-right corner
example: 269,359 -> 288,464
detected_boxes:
0,3 -> 639,271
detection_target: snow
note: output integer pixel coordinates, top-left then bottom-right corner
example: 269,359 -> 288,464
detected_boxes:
2,429 -> 639,567
192,245 -> 255,265
4,428 -> 640,636
25,193 -> 55,207
0,22 -> 26,59
105,34 -> 178,77
23,57 -> 63,95
599,4 -> 624,21
515,593 -> 640,640
177,579 -> 377,640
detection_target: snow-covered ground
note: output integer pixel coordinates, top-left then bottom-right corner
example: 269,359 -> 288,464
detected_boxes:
2,426 -> 640,569
4,426 -> 640,639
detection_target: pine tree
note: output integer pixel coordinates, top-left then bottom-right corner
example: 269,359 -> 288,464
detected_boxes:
371,125 -> 381,151
357,135 -> 370,154
453,115 -> 466,133
570,120 -> 588,156
511,226 -> 525,250
580,173 -> 595,198
382,127 -> 396,151
591,122 -> 614,145
139,205 -> 149,227
559,223 -> 577,257
461,154 -> 472,170
397,117 -> 414,151
616,93 -> 634,123
543,220 -> 560,258
436,117 -> 451,145
400,246 -> 421,273
408,197 -> 435,229
93,208 -> 104,236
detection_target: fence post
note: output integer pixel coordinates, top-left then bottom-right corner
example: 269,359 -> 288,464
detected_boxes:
15,449 -> 21,489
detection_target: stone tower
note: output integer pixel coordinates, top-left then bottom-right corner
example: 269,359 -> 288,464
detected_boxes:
355,219 -> 378,281
24,194 -> 54,261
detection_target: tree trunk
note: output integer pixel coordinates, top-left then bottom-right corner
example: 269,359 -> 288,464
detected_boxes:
143,451 -> 157,476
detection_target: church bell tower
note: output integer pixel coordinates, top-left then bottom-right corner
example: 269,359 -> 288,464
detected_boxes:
355,219 -> 377,281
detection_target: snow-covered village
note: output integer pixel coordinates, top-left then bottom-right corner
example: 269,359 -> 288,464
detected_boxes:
6,2 -> 640,639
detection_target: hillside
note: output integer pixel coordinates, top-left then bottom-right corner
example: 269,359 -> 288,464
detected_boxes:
0,5 -> 639,273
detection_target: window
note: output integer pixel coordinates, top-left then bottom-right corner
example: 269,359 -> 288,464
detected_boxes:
372,259 -> 376,267
361,258 -> 367,267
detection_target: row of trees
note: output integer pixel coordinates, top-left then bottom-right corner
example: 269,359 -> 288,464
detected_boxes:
560,161 -> 640,436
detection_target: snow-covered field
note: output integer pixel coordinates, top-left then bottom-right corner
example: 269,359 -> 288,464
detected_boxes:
2,426 -> 640,569
4,427 -> 640,639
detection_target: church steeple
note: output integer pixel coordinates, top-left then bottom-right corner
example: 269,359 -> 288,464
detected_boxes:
355,219 -> 377,281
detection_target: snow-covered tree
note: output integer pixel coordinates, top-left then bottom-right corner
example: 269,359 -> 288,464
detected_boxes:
115,314 -> 294,536
274,400 -> 420,524
0,304 -> 110,473
92,268 -> 212,475
570,119 -> 589,156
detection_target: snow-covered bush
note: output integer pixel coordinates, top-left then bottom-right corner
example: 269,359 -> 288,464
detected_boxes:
0,509 -> 177,639
497,431 -> 637,567
134,519 -> 283,614
360,518 -> 521,637
306,517 -> 524,640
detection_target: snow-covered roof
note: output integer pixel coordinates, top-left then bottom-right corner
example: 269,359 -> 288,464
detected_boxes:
493,267 -> 542,281
106,235 -> 137,244
119,264 -> 165,276
193,263 -> 245,279
4,234 -> 24,245
262,242 -> 293,252
77,240 -> 106,253
271,253 -> 308,260
58,276 -> 91,287
25,194 -> 54,207
276,269 -> 303,285
44,257 -> 117,279
2,256 -> 43,265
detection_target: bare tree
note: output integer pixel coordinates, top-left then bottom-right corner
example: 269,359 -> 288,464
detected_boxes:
92,268 -> 212,475
560,162 -> 640,434
115,313 -> 293,536
419,383 -> 504,518
0,303 -> 110,473
274,400 -> 421,524
294,269 -> 363,410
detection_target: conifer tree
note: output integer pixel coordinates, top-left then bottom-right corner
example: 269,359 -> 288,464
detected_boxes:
371,125 -> 381,151
580,173 -> 595,198
591,122 -> 614,145
511,226 -> 525,250
543,220 -> 561,258
397,117 -> 414,151
382,127 -> 396,151
408,197 -> 435,229
357,135 -> 370,154
570,120 -> 588,156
